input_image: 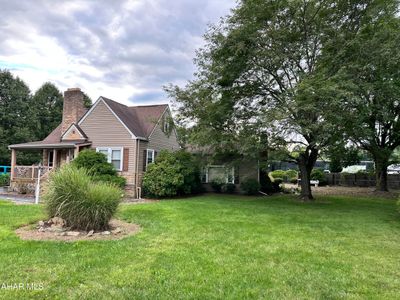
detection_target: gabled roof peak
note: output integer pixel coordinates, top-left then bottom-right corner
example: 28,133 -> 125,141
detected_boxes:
95,96 -> 169,139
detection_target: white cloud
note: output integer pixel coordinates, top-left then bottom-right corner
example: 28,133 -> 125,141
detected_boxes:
0,0 -> 234,105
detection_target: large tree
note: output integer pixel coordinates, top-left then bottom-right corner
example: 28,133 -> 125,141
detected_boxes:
0,70 -> 39,165
167,0 -> 392,200
31,82 -> 64,140
326,15 -> 400,191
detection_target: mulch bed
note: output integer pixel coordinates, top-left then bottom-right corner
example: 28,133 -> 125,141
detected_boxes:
15,219 -> 141,242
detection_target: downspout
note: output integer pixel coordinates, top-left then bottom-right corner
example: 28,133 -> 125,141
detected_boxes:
135,139 -> 140,198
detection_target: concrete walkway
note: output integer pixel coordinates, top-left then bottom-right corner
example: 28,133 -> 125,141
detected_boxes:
0,187 -> 35,204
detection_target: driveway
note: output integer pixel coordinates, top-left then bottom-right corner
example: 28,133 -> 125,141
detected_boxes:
0,187 -> 35,204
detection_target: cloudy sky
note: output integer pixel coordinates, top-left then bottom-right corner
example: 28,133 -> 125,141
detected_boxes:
0,0 -> 234,105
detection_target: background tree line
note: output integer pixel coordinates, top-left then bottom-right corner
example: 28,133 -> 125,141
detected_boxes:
0,70 -> 91,165
167,0 -> 400,199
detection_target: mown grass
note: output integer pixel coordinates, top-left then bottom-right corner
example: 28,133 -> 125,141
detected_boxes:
0,194 -> 399,299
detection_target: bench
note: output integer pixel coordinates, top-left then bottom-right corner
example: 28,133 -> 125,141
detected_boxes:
297,179 -> 320,187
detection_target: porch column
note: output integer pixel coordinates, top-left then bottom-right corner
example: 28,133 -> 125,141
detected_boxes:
74,146 -> 79,158
53,149 -> 58,168
10,149 -> 16,180
42,149 -> 48,166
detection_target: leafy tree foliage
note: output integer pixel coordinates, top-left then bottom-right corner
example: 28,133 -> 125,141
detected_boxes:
0,70 -> 39,165
167,0 -> 392,200
31,82 -> 64,140
326,144 -> 361,173
326,13 -> 400,191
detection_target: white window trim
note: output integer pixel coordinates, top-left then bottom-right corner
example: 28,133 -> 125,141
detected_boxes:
96,147 -> 123,171
204,165 -> 235,184
146,149 -> 155,167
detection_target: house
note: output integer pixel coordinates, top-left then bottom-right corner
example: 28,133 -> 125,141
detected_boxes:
187,145 -> 261,193
8,88 -> 180,197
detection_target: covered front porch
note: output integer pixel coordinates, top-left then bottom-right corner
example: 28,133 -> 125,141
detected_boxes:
8,141 -> 91,193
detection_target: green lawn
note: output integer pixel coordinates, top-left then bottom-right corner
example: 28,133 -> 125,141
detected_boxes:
0,195 -> 400,299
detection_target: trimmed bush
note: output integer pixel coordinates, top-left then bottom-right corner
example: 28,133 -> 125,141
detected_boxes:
142,150 -> 203,198
0,173 -> 10,186
240,178 -> 261,195
44,165 -> 122,231
285,169 -> 298,178
269,170 -> 286,179
211,178 -> 225,193
311,168 -> 327,185
224,183 -> 236,194
72,149 -> 117,175
72,149 -> 126,188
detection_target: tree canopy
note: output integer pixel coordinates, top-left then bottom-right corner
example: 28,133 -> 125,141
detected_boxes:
0,70 -> 92,166
167,0 -> 396,199
325,14 -> 400,191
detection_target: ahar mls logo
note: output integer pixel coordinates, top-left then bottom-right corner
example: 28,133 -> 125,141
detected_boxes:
1,282 -> 44,291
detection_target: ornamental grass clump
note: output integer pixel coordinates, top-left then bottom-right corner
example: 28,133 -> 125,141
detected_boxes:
44,165 -> 122,231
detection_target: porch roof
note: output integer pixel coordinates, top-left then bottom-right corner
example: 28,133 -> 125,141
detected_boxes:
8,141 -> 92,150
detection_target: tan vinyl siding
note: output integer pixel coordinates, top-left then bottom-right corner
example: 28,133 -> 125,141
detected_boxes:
238,159 -> 259,182
147,110 -> 180,151
79,100 -> 136,184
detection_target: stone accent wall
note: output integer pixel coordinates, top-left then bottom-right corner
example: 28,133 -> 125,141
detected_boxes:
62,88 -> 87,134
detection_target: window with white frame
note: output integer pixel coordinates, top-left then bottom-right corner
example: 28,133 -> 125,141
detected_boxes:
146,149 -> 155,167
96,147 -> 123,171
203,165 -> 235,184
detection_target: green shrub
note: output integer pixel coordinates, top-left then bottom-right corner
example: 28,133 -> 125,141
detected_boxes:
0,173 -> 10,186
93,174 -> 127,189
210,178 -> 225,193
72,149 -> 126,188
142,150 -> 202,198
240,178 -> 261,195
273,177 -> 284,183
311,169 -> 327,185
223,183 -> 236,194
44,165 -> 122,231
72,150 -> 117,175
269,170 -> 286,179
285,169 -> 298,179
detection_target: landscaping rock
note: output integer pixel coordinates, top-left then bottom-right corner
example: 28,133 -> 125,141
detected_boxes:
38,220 -> 45,227
66,231 -> 80,236
87,230 -> 94,237
38,227 -> 45,232
50,217 -> 66,227
111,227 -> 122,234
101,231 -> 111,235
50,225 -> 65,233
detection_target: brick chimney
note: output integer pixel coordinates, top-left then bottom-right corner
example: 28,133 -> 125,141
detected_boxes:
62,88 -> 87,134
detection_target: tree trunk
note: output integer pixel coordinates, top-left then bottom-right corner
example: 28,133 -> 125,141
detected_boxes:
298,147 -> 319,201
299,160 -> 313,200
375,157 -> 389,192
